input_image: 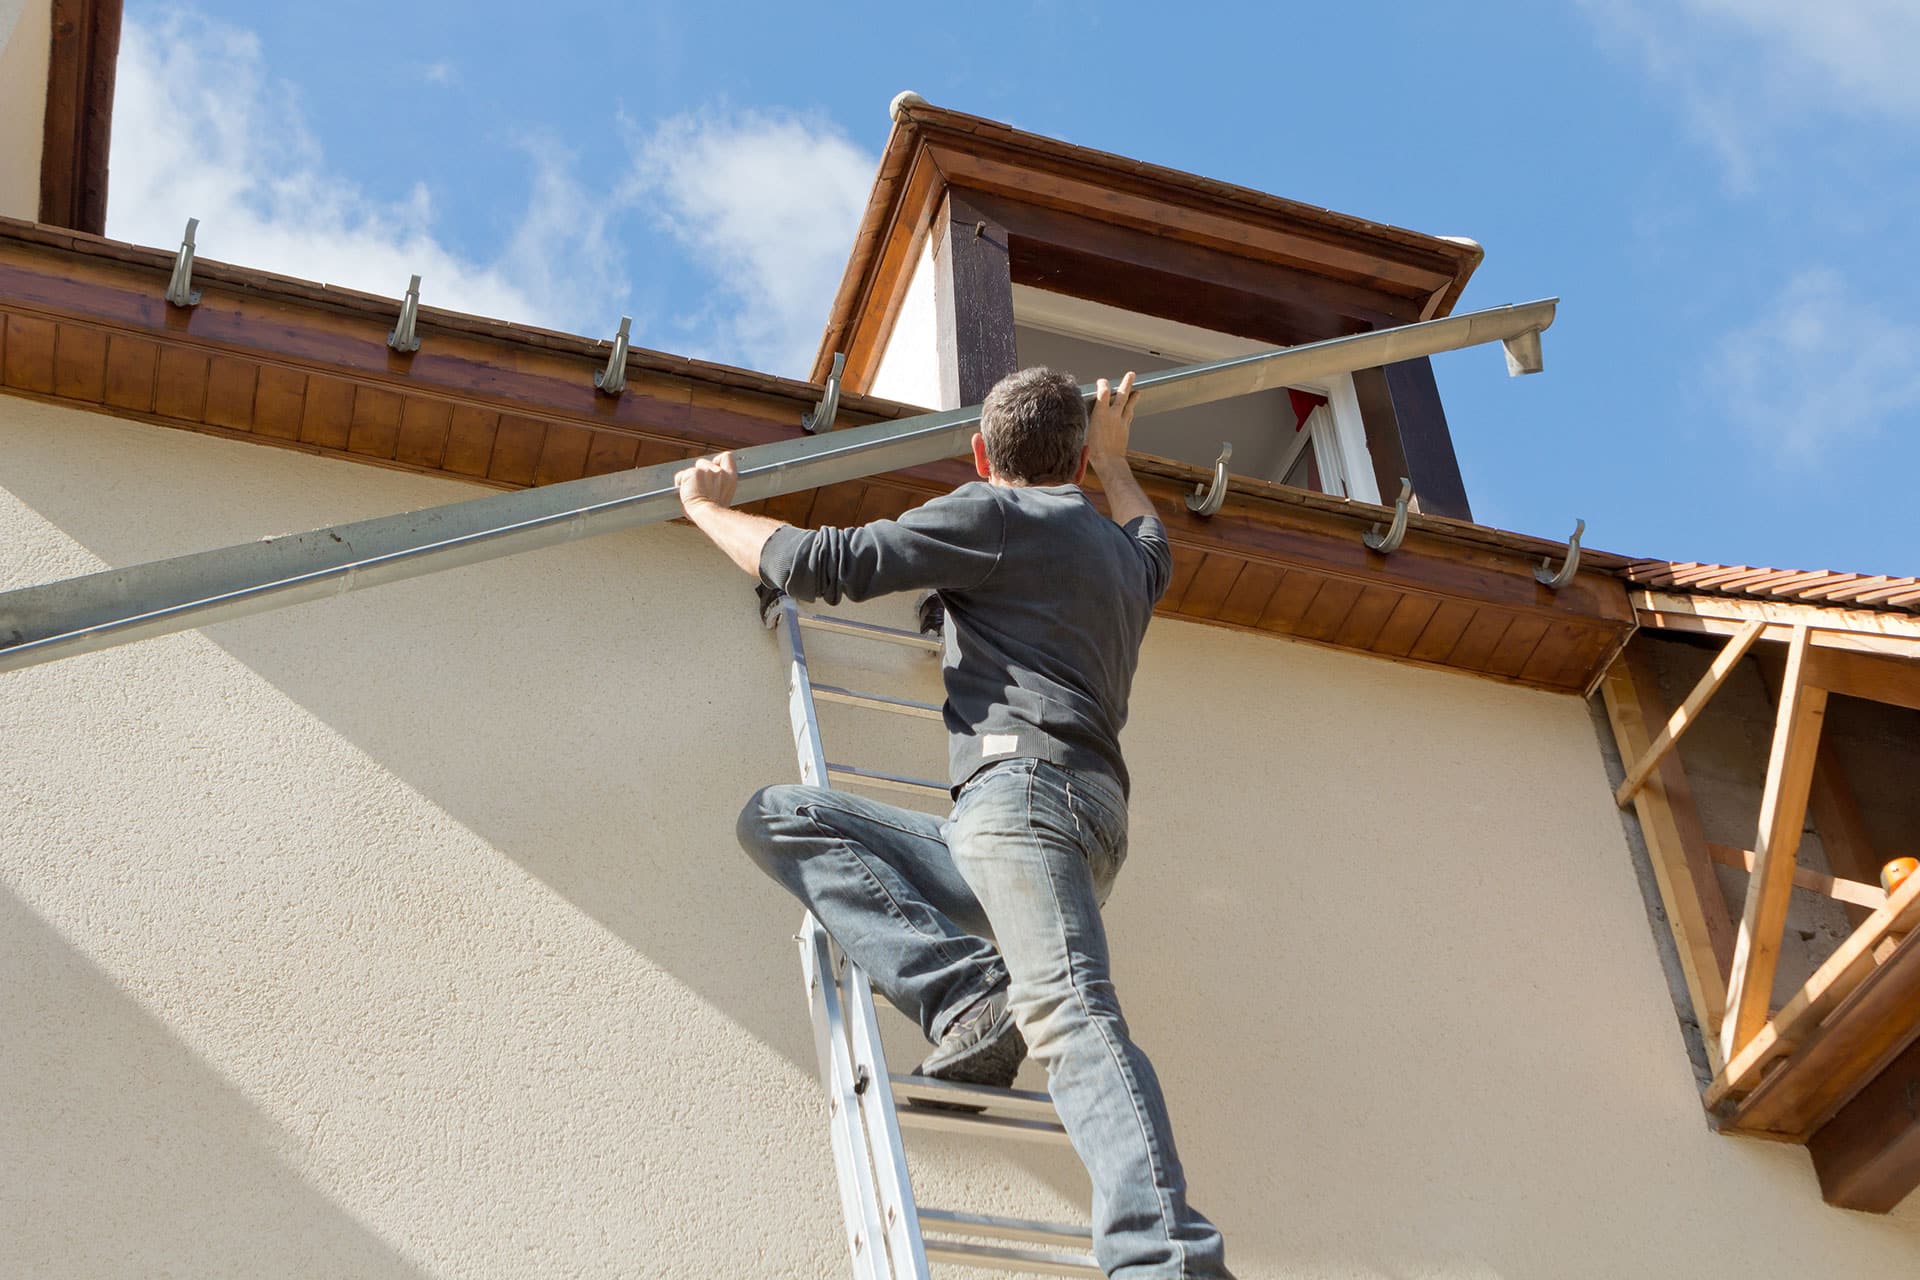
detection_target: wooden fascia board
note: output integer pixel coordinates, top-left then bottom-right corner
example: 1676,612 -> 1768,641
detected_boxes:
0,222 -> 901,420
924,139 -> 1454,299
895,102 -> 1480,302
813,101 -> 1483,379
837,146 -> 947,394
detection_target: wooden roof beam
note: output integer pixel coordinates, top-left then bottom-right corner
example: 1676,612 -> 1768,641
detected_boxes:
1721,625 -> 1830,1064
1600,644 -> 1735,1063
1614,619 -> 1764,807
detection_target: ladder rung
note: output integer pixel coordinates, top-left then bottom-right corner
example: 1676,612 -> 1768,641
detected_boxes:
813,683 -> 944,721
826,764 -> 949,798
891,1074 -> 1059,1121
920,1208 -> 1092,1248
924,1239 -> 1102,1277
797,611 -> 942,652
895,1105 -> 1071,1145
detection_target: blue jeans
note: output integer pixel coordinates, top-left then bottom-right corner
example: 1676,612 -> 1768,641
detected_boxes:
737,759 -> 1231,1280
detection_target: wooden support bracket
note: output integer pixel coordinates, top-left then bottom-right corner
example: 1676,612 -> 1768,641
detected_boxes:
1601,645 -> 1734,1064
1720,625 -> 1830,1065
1615,619 -> 1763,807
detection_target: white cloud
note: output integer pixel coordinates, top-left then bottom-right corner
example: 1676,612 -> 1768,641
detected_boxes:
422,60 -> 455,87
1713,269 -> 1920,458
106,13 -> 623,333
1581,0 -> 1920,186
624,111 -> 875,378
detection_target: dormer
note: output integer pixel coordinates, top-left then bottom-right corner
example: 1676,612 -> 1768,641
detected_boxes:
815,93 -> 1485,521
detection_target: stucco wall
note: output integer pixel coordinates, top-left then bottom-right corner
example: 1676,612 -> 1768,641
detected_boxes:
4,397 -> 1918,1278
0,0 -> 50,221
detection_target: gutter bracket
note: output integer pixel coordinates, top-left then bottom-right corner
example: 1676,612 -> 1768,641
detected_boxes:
1536,519 -> 1586,590
387,274 -> 422,353
1363,477 -> 1414,554
1185,441 -> 1233,517
594,316 -> 632,396
803,352 -> 846,434
164,217 -> 202,309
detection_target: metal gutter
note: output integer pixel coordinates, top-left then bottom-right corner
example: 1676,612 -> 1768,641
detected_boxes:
0,298 -> 1556,674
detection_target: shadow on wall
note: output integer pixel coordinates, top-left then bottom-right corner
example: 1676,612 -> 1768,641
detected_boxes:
0,888 -> 427,1277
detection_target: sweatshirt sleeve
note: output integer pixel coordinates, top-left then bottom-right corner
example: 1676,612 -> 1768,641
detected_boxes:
1124,513 -> 1174,603
758,484 -> 1007,605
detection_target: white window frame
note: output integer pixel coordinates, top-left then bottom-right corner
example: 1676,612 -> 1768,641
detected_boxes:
1010,285 -> 1381,504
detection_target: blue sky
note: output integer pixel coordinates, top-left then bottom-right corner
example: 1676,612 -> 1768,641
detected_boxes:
105,2 -> 1919,577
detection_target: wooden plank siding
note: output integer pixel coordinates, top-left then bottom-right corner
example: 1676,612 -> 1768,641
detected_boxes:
0,225 -> 1632,694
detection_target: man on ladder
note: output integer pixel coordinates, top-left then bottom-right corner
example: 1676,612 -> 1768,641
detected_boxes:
675,368 -> 1233,1280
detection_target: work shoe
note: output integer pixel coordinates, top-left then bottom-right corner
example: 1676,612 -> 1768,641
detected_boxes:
911,989 -> 1027,1090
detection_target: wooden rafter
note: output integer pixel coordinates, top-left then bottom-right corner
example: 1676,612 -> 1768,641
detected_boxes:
1806,647 -> 1920,714
1614,619 -> 1764,808
1720,625 -> 1832,1064
1633,589 -> 1920,660
1705,844 -> 1885,912
1600,646 -> 1734,1062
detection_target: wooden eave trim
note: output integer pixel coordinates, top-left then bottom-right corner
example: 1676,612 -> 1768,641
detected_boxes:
1,225 -> 1633,693
38,0 -> 122,236
1632,589 -> 1920,657
899,102 -> 1480,284
812,101 -> 1483,381
0,217 -> 905,414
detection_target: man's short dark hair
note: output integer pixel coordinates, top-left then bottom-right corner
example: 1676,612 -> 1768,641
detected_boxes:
980,367 -> 1088,485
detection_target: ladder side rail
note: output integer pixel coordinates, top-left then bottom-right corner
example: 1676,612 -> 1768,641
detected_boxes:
782,597 -> 927,1278
801,915 -> 892,1280
1,299 -> 1556,674
842,955 -> 931,1276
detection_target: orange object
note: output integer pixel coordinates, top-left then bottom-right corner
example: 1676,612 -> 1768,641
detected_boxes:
1883,857 -> 1919,896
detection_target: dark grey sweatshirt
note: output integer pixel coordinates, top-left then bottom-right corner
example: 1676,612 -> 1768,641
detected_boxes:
758,481 -> 1172,797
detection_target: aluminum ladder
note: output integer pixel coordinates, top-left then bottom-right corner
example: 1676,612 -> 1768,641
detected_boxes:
763,585 -> 1102,1278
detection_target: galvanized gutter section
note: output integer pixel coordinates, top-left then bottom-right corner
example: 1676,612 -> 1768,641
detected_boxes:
0,298 -> 1556,674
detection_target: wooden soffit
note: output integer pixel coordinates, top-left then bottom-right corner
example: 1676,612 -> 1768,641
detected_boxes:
811,98 -> 1485,389
0,219 -> 1631,694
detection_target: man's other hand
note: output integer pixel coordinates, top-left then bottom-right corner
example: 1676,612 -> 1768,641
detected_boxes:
1088,372 -> 1138,470
676,452 -> 740,511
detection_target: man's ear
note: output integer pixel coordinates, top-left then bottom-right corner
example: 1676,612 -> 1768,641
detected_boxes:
971,433 -> 992,479
1070,444 -> 1091,486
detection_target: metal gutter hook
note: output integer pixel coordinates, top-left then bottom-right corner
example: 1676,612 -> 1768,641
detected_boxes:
1502,327 -> 1545,376
1363,478 -> 1414,554
165,217 -> 202,308
1185,441 -> 1233,517
594,316 -> 632,396
1535,519 -> 1586,590
387,274 -> 422,353
802,352 -> 846,434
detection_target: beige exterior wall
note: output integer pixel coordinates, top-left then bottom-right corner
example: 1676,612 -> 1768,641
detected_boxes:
4,397 -> 1918,1278
0,1 -> 50,222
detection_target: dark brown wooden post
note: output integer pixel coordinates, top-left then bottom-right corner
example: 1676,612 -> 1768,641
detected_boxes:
932,190 -> 1018,410
1810,1034 -> 1920,1213
39,0 -> 123,236
1351,356 -> 1473,522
